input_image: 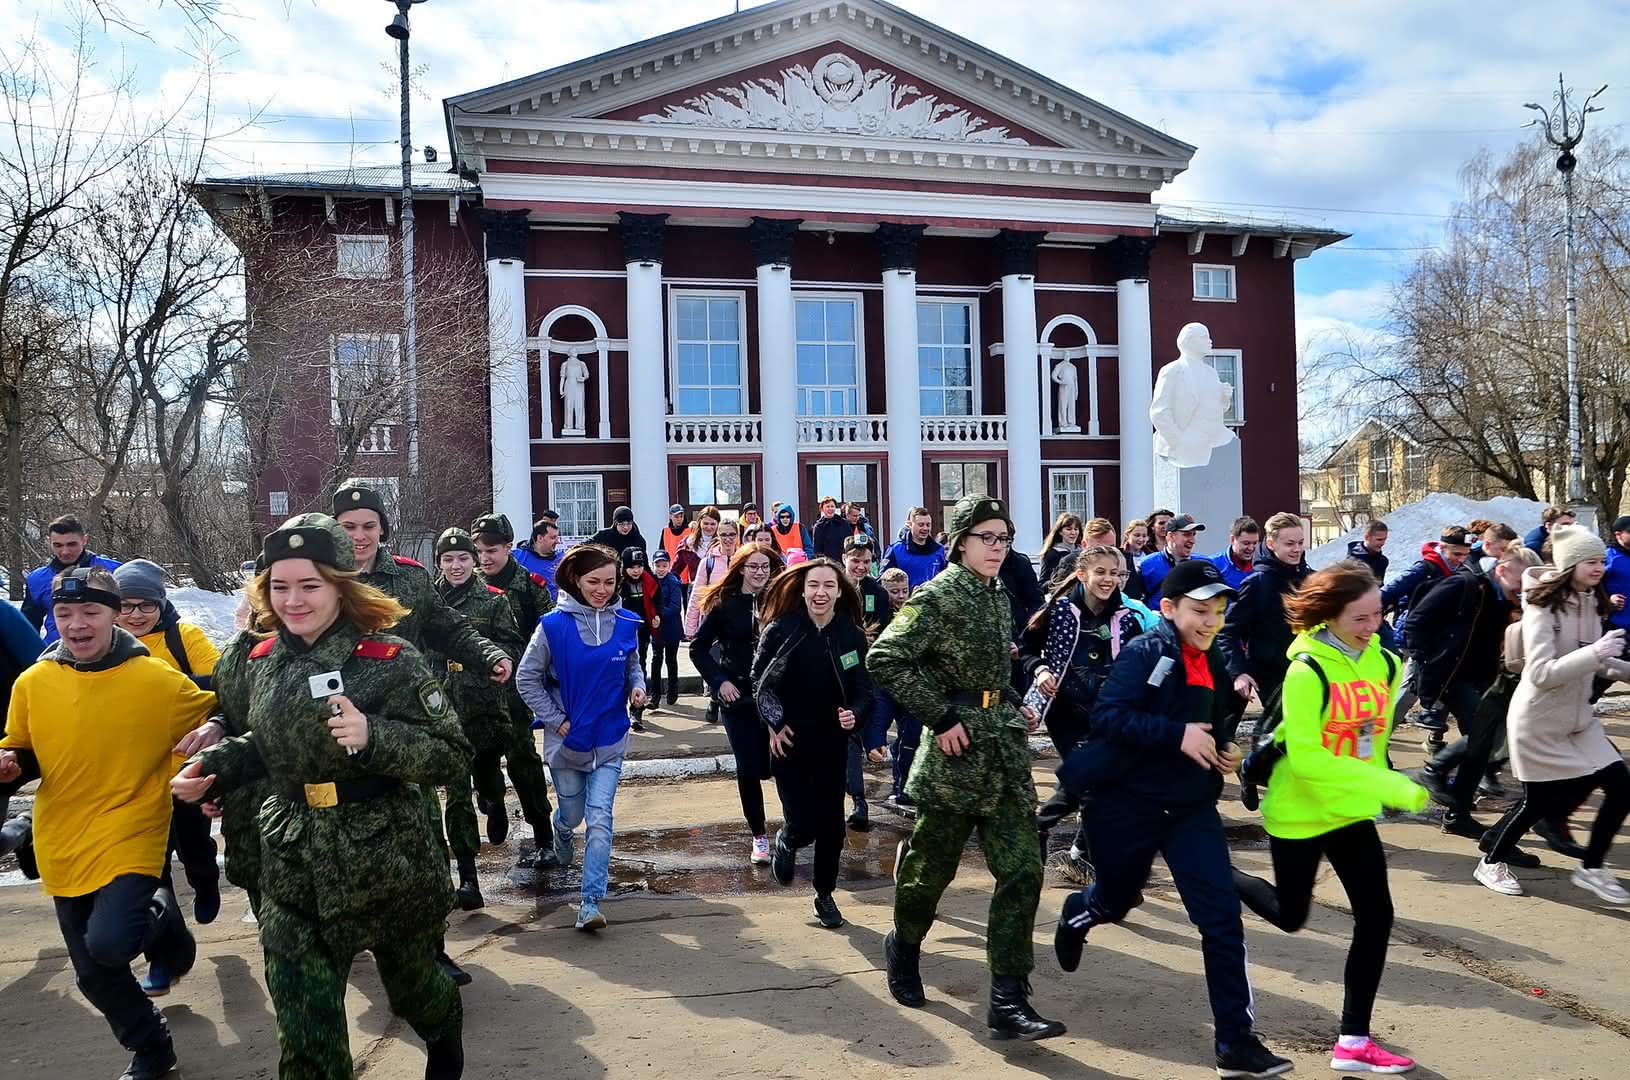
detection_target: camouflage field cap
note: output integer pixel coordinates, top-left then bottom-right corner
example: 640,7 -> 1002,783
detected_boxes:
946,494 -> 1014,564
470,512 -> 514,543
263,513 -> 355,572
332,481 -> 391,540
436,527 -> 477,558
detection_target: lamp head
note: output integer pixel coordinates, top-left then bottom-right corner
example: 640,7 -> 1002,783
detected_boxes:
386,11 -> 410,39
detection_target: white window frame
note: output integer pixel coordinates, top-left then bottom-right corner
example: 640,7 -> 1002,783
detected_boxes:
812,462 -> 874,507
1192,263 -> 1237,302
681,462 -> 750,508
268,490 -> 289,517
1404,444 -> 1428,489
793,290 -> 867,416
549,474 -> 603,541
1203,349 -> 1244,425
330,333 -> 401,424
1340,462 -> 1360,496
1047,467 -> 1095,522
1370,440 -> 1393,492
668,288 -> 749,416
335,234 -> 390,280
916,297 -> 982,417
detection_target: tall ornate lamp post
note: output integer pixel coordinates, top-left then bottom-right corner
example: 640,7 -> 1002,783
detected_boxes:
386,0 -> 427,477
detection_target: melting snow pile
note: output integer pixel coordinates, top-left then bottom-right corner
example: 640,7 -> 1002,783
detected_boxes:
170,586 -> 247,648
1307,492 -> 1549,585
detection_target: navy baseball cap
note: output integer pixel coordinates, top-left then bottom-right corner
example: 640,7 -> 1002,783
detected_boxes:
1160,558 -> 1236,603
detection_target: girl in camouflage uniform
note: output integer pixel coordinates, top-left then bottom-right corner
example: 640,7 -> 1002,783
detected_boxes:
173,514 -> 473,1080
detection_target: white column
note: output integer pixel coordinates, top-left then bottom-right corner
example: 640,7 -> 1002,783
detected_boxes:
626,259 -> 668,539
756,261 -> 799,509
882,267 -> 923,533
1000,272 -> 1045,554
1116,276 -> 1155,517
485,254 -> 532,531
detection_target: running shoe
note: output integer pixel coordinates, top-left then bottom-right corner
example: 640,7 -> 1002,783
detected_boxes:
750,835 -> 771,865
1477,828 -> 1539,868
1473,858 -> 1523,896
1535,818 -> 1587,860
139,963 -> 173,997
1330,1037 -> 1415,1073
575,901 -> 608,931
1215,1034 -> 1293,1077
1571,866 -> 1630,905
813,893 -> 845,929
771,830 -> 795,886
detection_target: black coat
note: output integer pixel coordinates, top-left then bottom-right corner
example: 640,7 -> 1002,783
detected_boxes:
752,613 -> 873,765
1345,539 -> 1389,583
855,573 -> 894,633
1404,566 -> 1512,701
589,524 -> 649,561
690,589 -> 759,690
1216,554 -> 1312,695
999,549 -> 1045,643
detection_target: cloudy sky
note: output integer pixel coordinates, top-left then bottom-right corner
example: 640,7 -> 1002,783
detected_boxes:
20,0 -> 1630,358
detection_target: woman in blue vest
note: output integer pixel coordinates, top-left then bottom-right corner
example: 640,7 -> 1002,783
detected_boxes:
516,544 -> 648,931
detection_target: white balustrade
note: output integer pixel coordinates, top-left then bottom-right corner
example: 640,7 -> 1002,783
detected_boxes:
795,415 -> 888,446
665,415 -> 764,447
920,416 -> 1009,446
358,424 -> 395,453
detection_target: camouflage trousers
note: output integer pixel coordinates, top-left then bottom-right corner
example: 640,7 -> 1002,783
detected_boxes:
893,801 -> 1043,978
263,920 -> 460,1079
471,720 -> 556,847
443,761 -> 506,858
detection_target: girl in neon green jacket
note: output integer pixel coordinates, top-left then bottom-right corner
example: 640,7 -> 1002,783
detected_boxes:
1234,561 -> 1428,1075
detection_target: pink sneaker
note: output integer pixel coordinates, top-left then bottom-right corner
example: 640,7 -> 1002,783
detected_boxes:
1331,1038 -> 1415,1073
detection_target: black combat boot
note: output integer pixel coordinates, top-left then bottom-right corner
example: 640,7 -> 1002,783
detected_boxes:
485,803 -> 508,845
454,854 -> 484,911
424,1014 -> 464,1079
436,940 -> 472,987
118,1037 -> 177,1079
884,929 -> 925,1007
986,976 -> 1066,1041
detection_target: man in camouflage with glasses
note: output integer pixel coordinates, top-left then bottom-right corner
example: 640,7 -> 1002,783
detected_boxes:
867,494 -> 1065,1043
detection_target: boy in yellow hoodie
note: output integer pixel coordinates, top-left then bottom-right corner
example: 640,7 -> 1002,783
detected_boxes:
1233,561 -> 1428,1074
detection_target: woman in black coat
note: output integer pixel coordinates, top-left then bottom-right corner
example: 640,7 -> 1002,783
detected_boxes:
690,543 -> 785,866
751,558 -> 873,930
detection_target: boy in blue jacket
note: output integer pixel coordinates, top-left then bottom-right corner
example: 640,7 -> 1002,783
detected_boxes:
648,549 -> 685,707
882,507 -> 948,590
1053,559 -> 1291,1079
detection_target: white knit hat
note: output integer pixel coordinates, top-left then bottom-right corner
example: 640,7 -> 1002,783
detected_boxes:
1548,523 -> 1606,573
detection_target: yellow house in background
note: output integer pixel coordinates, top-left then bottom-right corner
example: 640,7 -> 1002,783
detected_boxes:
1299,419 -> 1463,544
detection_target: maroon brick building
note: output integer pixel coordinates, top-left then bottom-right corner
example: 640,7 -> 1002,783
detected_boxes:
197,0 -> 1344,552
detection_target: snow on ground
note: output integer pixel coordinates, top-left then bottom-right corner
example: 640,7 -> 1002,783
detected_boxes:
169,586 -> 246,648
1308,492 -> 1549,584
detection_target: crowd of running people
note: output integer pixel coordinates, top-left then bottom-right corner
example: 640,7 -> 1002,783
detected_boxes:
2,491 -> 1629,1080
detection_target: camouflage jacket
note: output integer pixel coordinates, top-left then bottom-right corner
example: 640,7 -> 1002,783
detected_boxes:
357,546 -> 507,676
191,621 -> 472,957
484,554 -> 554,725
433,574 -> 526,750
211,630 -> 276,894
867,563 -> 1035,816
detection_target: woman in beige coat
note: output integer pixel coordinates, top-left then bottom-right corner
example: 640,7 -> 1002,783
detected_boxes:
1476,526 -> 1630,902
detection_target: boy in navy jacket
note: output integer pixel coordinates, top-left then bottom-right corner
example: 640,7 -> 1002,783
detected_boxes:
1053,559 -> 1291,1080
648,549 -> 685,707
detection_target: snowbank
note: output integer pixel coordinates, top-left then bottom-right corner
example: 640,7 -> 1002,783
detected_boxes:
169,586 -> 246,648
1308,492 -> 1548,584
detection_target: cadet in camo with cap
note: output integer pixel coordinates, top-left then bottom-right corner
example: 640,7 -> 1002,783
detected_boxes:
432,527 -> 527,909
172,513 -> 473,1080
468,511 -> 559,871
867,493 -> 1066,1043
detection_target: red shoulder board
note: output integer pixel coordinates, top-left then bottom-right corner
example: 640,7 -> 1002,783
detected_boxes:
486,584 -> 505,594
249,638 -> 275,659
529,572 -> 547,587
354,640 -> 403,660
392,554 -> 424,568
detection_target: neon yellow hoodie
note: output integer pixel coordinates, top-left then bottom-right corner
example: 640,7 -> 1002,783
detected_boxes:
1260,626 -> 1427,840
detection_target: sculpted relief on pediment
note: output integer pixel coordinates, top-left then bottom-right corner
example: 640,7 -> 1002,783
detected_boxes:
637,52 -> 1027,145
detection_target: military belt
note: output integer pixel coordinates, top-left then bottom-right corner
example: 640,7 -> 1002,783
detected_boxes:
446,661 -> 465,673
946,689 -> 1006,708
285,775 -> 400,809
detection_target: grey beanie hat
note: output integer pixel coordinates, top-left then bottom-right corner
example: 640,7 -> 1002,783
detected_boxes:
113,559 -> 167,603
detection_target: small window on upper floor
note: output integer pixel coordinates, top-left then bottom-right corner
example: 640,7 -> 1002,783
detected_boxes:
1193,264 -> 1236,302
336,235 -> 390,279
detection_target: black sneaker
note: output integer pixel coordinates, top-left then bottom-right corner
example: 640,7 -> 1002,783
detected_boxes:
486,804 -> 509,845
1054,891 -> 1089,973
1414,705 -> 1448,734
192,878 -> 221,925
1418,765 -> 1456,807
813,893 -> 844,929
771,830 -> 796,887
1535,818 -> 1587,860
119,1040 -> 178,1080
847,802 -> 872,832
1215,1034 -> 1293,1078
1478,828 -> 1540,868
436,948 -> 473,987
1440,811 -> 1487,839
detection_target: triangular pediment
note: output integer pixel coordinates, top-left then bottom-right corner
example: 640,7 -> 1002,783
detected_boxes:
445,0 -> 1193,172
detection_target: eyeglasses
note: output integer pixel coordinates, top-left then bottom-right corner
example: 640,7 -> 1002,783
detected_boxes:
119,600 -> 160,615
968,531 -> 1013,548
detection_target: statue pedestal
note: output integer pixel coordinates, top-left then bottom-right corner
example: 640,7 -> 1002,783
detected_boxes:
1153,438 -> 1242,538
561,426 -> 585,437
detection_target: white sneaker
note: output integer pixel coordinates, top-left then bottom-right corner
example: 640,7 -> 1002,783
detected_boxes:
1474,858 -> 1523,896
1571,866 -> 1630,905
750,835 -> 771,865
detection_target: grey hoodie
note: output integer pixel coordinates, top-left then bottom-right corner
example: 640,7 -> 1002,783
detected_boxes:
516,592 -> 645,771
44,626 -> 150,672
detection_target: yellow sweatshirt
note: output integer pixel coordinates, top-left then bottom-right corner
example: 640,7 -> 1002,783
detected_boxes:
138,621 -> 220,678
2,634 -> 217,897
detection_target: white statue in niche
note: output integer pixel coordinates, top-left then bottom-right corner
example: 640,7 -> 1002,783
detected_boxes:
1051,355 -> 1080,433
558,348 -> 590,436
1149,322 -> 1236,468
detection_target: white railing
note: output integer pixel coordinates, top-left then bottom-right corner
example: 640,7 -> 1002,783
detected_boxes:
358,424 -> 394,453
796,415 -> 888,446
665,415 -> 763,447
921,416 -> 1008,445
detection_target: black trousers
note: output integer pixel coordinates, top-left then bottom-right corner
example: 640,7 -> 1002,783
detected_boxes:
53,874 -> 181,1054
164,797 -> 218,893
1233,820 -> 1394,1037
1434,679 -> 1494,811
721,700 -> 770,836
649,640 -> 680,703
1487,760 -> 1630,869
774,745 -> 847,895
1037,713 -> 1090,855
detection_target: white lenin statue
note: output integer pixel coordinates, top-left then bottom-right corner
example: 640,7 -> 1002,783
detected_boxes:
1051,357 -> 1080,433
1149,322 -> 1235,468
559,349 -> 590,436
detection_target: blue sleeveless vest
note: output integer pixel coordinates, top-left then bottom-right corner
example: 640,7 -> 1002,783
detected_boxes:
539,607 -> 639,751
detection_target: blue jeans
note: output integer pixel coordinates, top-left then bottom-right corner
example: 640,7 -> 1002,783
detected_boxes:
550,758 -> 624,905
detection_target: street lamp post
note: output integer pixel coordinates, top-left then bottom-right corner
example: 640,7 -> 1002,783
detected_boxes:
386,0 -> 425,478
1525,75 -> 1607,530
